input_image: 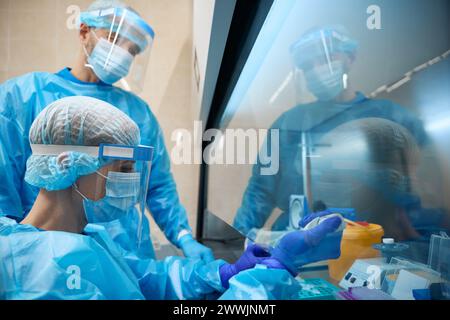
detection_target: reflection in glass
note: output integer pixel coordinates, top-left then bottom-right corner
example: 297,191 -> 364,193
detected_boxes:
206,0 -> 450,289
233,25 -> 439,251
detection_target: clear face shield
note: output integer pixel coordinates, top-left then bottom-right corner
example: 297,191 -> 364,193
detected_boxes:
290,28 -> 356,103
30,143 -> 153,248
80,7 -> 155,92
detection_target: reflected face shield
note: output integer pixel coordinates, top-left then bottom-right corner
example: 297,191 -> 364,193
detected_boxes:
29,143 -> 153,247
290,27 -> 357,102
81,7 -> 155,92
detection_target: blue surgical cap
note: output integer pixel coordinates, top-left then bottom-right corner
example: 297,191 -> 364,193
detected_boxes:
79,0 -> 155,52
290,25 -> 358,68
25,96 -> 140,191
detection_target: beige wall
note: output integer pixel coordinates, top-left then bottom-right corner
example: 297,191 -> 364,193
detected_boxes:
0,0 -> 199,243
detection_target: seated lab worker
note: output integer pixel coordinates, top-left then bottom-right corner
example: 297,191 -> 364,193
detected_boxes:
0,96 -> 344,300
233,25 -> 429,238
0,0 -> 212,262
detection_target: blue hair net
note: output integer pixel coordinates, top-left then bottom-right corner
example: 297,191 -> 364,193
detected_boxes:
25,96 -> 140,191
79,0 -> 154,52
290,25 -> 358,68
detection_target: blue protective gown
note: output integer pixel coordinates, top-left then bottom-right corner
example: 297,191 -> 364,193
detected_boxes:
0,68 -> 192,258
233,93 -> 429,235
219,265 -> 302,300
0,217 -> 298,300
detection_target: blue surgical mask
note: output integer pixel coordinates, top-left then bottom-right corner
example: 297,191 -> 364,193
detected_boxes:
304,60 -> 346,102
84,32 -> 134,84
100,171 -> 141,211
74,171 -> 141,223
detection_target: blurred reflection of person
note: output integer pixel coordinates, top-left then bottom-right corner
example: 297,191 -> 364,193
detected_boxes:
314,118 -> 449,262
233,25 -> 435,239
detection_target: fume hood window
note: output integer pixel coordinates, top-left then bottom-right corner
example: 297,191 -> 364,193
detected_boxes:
205,0 -> 450,280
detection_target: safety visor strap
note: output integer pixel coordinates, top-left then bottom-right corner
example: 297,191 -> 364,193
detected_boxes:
30,144 -> 154,162
30,144 -> 99,157
85,8 -> 155,39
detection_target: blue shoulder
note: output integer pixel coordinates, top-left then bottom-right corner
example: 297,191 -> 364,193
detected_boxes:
269,102 -> 315,131
113,88 -> 160,123
1,71 -> 54,90
0,72 -> 54,118
113,89 -> 163,141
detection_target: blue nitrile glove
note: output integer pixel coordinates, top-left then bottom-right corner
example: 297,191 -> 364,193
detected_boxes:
270,214 -> 343,276
219,244 -> 273,289
300,210 -> 337,228
178,234 -> 215,263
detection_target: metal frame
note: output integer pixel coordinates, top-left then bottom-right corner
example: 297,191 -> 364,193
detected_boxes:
196,0 -> 275,241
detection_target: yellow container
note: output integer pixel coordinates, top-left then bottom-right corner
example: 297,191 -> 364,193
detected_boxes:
328,223 -> 384,282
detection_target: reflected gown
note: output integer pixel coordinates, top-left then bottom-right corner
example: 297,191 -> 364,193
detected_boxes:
233,92 -> 429,235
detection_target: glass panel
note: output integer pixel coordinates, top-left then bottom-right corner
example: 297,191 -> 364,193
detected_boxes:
206,0 -> 450,274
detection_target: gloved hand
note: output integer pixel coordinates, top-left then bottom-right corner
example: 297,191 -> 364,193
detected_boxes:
268,212 -> 344,276
219,243 -> 273,288
300,210 -> 339,228
178,234 -> 215,263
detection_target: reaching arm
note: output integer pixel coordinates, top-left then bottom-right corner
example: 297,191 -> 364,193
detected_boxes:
144,120 -> 192,246
0,114 -> 35,219
233,124 -> 280,236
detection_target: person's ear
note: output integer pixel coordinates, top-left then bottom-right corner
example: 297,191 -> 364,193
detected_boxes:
76,168 -> 107,201
97,165 -> 110,177
79,23 -> 92,46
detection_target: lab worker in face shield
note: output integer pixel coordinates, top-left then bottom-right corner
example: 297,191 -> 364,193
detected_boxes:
0,97 -> 344,300
233,25 -> 429,240
0,0 -> 212,262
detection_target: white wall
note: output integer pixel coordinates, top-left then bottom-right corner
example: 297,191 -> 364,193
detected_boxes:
192,0 -> 216,119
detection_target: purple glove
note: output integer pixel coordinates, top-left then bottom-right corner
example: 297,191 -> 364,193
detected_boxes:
219,244 -> 271,288
269,214 -> 343,276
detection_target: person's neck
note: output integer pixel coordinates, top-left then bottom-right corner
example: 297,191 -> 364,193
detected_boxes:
70,52 -> 100,83
21,188 -> 87,234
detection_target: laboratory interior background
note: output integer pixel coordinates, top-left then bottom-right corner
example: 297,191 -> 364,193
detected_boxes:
1,0 -> 450,300
0,0 -> 201,246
